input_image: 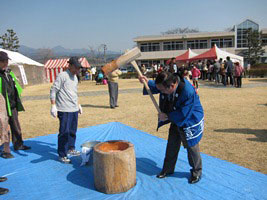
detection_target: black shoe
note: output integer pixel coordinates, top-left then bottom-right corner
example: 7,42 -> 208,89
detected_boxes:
0,177 -> 7,182
0,188 -> 9,195
14,145 -> 31,151
1,152 -> 14,159
156,171 -> 173,179
115,105 -> 119,107
110,106 -> 115,109
189,175 -> 201,184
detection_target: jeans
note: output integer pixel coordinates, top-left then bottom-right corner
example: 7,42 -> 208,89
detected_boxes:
57,111 -> 78,157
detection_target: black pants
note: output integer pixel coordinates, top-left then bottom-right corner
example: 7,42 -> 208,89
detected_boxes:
162,123 -> 202,177
236,76 -> 242,88
226,72 -> 233,85
108,81 -> 119,108
9,108 -> 24,148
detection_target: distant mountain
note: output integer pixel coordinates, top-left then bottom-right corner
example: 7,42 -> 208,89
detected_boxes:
18,45 -> 121,64
19,45 -> 37,57
19,45 -> 120,57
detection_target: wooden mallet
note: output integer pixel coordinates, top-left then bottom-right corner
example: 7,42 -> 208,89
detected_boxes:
130,60 -> 161,113
102,47 -> 141,75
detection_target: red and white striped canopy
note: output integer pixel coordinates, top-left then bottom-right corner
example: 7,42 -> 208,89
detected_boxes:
79,57 -> 90,68
44,57 -> 90,69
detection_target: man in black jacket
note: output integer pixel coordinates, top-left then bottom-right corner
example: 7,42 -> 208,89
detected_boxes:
0,51 -> 30,154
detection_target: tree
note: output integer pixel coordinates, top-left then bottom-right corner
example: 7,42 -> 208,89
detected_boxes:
0,29 -> 20,51
88,44 -> 107,64
36,48 -> 54,64
161,27 -> 199,35
241,29 -> 265,65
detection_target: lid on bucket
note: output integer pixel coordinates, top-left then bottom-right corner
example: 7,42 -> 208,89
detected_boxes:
81,141 -> 101,148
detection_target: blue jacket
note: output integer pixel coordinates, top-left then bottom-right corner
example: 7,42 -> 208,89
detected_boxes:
143,78 -> 204,147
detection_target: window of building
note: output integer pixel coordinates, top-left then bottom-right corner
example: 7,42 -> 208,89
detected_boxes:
140,60 -> 160,68
163,41 -> 184,50
211,38 -> 233,48
262,35 -> 267,46
187,40 -> 208,49
140,43 -> 160,52
236,19 -> 259,48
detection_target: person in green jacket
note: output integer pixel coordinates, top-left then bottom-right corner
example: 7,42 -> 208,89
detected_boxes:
0,51 -> 30,157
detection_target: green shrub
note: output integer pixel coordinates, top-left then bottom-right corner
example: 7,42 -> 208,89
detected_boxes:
251,63 -> 267,69
119,71 -> 157,79
248,68 -> 267,77
120,72 -> 138,79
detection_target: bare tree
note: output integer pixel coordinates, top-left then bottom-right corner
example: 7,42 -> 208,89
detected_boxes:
88,44 -> 107,63
161,27 -> 199,35
36,48 -> 54,64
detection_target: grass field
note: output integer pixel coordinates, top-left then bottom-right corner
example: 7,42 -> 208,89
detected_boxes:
18,78 -> 267,174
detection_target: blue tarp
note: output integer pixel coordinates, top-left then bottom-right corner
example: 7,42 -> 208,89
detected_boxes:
1,122 -> 266,200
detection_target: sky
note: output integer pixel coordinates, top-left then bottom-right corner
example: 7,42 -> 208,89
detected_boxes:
1,0 -> 267,52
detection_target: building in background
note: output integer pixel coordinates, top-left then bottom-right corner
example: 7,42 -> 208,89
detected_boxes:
133,19 -> 267,67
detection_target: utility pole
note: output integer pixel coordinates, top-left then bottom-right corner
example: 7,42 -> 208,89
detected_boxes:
103,44 -> 107,62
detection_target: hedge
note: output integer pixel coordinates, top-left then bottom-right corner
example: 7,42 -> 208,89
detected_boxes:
120,71 -> 156,79
248,68 -> 267,77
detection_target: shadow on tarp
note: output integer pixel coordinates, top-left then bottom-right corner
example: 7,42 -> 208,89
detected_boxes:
66,157 -> 161,190
67,156 -> 96,190
66,156 -> 185,191
214,128 -> 267,142
11,140 -> 58,163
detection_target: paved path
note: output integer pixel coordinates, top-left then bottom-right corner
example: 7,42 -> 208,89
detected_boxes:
22,81 -> 267,101
22,88 -> 142,101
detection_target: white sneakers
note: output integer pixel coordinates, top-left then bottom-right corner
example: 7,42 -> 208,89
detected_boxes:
59,149 -> 81,164
59,156 -> 71,164
67,149 -> 80,156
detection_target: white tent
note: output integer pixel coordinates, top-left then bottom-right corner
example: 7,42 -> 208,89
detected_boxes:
0,48 -> 45,85
0,48 -> 43,67
188,45 -> 244,66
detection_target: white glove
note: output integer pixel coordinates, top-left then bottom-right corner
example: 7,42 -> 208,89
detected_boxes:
50,104 -> 57,118
78,104 -> 83,114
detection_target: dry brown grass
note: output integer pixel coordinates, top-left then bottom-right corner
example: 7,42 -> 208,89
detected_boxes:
19,78 -> 267,173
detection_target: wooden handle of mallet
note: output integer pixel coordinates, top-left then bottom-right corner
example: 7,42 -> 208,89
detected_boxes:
131,60 -> 161,114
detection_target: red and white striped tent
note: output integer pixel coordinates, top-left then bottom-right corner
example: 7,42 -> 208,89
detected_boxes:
45,57 -> 90,83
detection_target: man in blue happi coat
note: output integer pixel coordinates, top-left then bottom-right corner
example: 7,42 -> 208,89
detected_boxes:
139,71 -> 204,184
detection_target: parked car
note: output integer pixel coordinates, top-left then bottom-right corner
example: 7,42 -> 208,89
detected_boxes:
146,67 -> 153,72
120,68 -> 128,73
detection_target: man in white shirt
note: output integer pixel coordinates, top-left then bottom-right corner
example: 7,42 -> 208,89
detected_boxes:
50,57 -> 82,164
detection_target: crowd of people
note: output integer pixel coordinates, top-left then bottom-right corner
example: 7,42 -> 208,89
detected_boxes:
142,56 -> 245,89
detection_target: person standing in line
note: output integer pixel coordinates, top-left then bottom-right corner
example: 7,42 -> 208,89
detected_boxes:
107,68 -> 122,109
191,65 -> 201,88
220,61 -> 227,86
234,62 -> 244,88
139,71 -> 204,184
169,57 -> 177,74
50,57 -> 83,164
214,58 -> 222,85
91,66 -> 96,81
141,64 -> 147,75
225,56 -> 234,86
0,51 -> 31,152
